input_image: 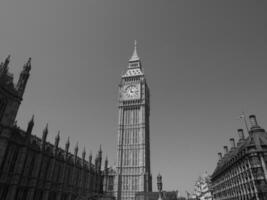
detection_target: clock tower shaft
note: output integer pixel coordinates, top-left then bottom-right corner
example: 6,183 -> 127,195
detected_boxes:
115,42 -> 152,200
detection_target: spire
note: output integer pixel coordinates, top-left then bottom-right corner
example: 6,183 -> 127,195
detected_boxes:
129,40 -> 140,62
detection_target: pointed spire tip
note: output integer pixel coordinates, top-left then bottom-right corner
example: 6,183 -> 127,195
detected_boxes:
129,40 -> 140,62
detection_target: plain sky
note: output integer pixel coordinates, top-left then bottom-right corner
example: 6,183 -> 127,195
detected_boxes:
1,0 -> 267,195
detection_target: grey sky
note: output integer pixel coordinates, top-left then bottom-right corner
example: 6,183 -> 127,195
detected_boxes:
1,0 -> 267,195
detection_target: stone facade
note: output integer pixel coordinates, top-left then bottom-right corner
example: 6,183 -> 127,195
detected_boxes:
114,42 -> 152,200
211,115 -> 267,200
0,56 -> 105,200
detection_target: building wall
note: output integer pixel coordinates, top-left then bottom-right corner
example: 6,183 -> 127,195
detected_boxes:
211,116 -> 267,200
0,125 -> 103,200
0,56 -> 105,200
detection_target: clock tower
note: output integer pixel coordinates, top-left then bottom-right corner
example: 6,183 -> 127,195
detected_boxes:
115,41 -> 152,200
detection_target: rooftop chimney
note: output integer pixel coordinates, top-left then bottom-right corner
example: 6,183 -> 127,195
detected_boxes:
223,146 -> 228,154
237,129 -> 245,140
249,115 -> 258,128
230,138 -> 236,149
218,152 -> 222,160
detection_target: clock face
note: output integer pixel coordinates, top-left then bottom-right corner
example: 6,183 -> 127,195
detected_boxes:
123,84 -> 140,100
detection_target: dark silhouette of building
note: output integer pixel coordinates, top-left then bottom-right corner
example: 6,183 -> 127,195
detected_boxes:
0,56 -> 105,200
211,115 -> 267,200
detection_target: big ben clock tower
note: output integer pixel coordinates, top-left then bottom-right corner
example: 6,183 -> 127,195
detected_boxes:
115,41 -> 152,200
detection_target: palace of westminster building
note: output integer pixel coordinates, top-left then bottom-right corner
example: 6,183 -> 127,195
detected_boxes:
0,43 -> 152,200
1,42 -> 267,200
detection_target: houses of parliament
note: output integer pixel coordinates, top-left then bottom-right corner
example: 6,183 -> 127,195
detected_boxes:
0,43 -> 152,200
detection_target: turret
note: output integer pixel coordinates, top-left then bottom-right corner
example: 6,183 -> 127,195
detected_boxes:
16,57 -> 31,97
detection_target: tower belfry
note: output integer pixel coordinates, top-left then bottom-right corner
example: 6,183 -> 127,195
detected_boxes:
115,42 -> 152,200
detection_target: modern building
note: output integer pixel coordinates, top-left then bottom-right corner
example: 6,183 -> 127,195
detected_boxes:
0,56 -> 105,200
211,115 -> 267,200
114,42 -> 152,200
191,171 -> 212,200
